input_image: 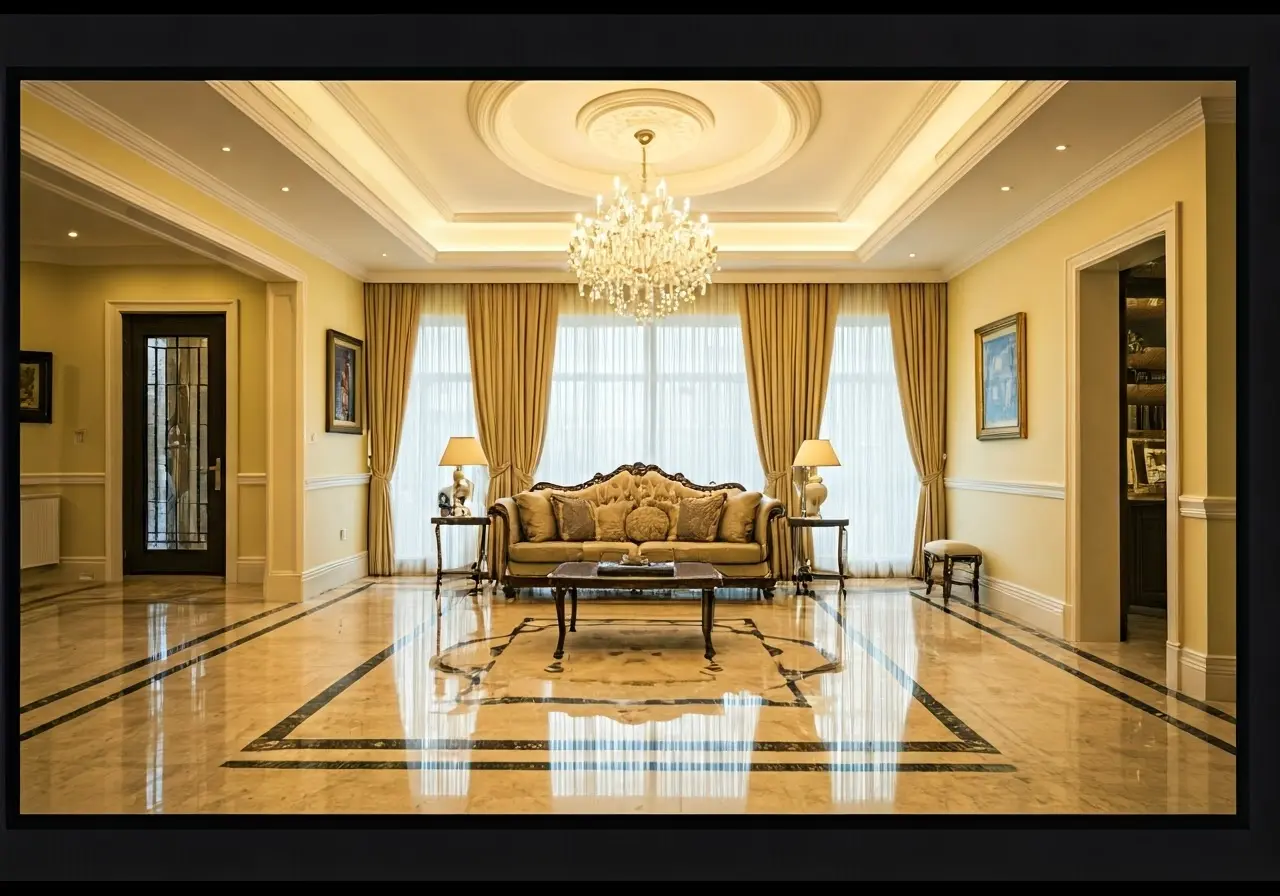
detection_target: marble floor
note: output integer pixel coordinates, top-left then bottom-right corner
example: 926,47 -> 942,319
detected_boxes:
17,574 -> 1236,814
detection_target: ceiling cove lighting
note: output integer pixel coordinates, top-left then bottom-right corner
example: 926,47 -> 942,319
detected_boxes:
568,128 -> 719,325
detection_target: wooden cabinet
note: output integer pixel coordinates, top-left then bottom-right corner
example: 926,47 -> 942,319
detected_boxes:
1124,497 -> 1167,612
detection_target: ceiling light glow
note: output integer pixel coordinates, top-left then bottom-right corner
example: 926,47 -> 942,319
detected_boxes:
67,231 -> 78,238
909,253 -> 916,258
1055,144 -> 1068,151
281,186 -> 290,192
1000,186 -> 1011,192
221,146 -> 232,152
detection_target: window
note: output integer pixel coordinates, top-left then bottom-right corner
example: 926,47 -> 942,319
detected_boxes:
392,285 -> 489,573
537,287 -> 760,491
813,286 -> 919,576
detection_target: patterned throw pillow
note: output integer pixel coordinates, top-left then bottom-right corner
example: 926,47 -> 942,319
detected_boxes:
717,491 -> 762,543
550,494 -> 596,542
514,492 -> 557,543
625,504 -> 670,543
675,493 -> 728,543
593,500 -> 633,542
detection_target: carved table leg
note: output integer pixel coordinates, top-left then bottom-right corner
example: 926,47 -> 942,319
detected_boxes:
701,588 -> 717,661
434,523 -> 444,590
553,586 -> 567,659
472,523 -> 488,594
837,524 -> 848,597
570,587 -> 578,632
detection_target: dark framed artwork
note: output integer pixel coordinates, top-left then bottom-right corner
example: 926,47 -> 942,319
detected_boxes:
325,329 -> 364,434
974,312 -> 1027,440
19,350 -> 53,425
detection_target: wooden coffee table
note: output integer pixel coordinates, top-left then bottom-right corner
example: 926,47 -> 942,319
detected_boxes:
545,561 -> 724,661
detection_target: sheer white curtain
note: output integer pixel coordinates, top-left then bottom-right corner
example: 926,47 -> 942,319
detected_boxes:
536,286 -> 760,490
812,285 -> 919,576
392,285 -> 489,574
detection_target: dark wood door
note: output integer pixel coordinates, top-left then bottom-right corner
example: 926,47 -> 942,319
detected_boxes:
122,313 -> 227,576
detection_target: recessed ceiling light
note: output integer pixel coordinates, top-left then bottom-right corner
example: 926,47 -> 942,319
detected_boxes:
67,231 -> 78,238
1055,144 -> 1068,151
908,253 -> 916,258
281,186 -> 290,192
1000,185 -> 1011,192
221,146 -> 231,152
381,253 -> 388,257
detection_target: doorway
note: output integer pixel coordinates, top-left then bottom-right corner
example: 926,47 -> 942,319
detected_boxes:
121,313 -> 227,576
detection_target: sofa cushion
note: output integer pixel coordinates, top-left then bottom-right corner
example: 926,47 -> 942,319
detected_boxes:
514,492 -> 558,543
593,500 -> 633,542
717,490 -> 761,543
639,540 -> 765,564
582,541 -> 640,561
675,493 -> 727,542
550,494 -> 596,541
508,541 -> 585,563
625,504 -> 669,543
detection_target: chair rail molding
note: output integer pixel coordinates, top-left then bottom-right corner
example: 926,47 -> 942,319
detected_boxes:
238,472 -> 268,486
944,477 -> 1065,500
305,473 -> 373,491
20,472 -> 107,486
1177,495 -> 1236,520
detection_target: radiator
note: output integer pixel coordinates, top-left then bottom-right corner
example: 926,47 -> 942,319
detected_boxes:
20,494 -> 61,569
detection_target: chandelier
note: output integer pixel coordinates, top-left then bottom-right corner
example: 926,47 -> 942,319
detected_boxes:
567,129 -> 719,323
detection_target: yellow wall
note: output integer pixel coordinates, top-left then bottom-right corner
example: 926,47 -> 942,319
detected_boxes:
19,262 -> 268,569
22,94 -> 369,585
946,125 -> 1233,659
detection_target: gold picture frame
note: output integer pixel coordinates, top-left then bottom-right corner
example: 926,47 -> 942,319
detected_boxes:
974,312 -> 1027,440
325,329 -> 364,435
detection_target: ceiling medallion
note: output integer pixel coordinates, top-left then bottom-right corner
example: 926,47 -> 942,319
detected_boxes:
568,129 -> 719,325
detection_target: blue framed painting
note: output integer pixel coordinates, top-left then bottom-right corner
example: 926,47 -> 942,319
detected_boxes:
974,312 -> 1027,440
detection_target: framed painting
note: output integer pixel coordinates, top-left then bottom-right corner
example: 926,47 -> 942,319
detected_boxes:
325,329 -> 364,434
19,350 -> 53,425
974,312 -> 1027,440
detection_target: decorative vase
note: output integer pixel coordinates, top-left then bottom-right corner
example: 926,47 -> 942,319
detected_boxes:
803,471 -> 828,518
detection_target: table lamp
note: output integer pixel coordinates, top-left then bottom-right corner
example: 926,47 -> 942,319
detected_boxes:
792,439 -> 841,518
439,436 -> 488,516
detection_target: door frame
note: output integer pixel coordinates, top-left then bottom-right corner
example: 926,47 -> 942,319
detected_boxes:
105,299 -> 240,583
1064,205 -> 1181,663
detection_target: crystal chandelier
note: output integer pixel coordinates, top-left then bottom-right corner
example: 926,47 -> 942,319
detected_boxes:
568,129 -> 719,323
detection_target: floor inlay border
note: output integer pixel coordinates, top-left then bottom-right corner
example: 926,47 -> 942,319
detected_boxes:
18,583 -> 374,740
907,591 -> 1236,756
223,759 -> 1019,773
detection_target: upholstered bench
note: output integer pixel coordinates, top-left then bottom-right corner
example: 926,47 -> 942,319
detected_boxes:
922,540 -> 983,604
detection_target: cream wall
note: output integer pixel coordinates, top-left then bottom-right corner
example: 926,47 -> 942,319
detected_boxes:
22,94 -> 370,596
945,124 -> 1235,676
19,262 -> 268,577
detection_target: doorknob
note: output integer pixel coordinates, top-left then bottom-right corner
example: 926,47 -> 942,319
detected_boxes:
211,458 -> 222,492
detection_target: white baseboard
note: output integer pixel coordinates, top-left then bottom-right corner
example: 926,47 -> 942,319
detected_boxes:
1172,645 -> 1236,702
236,556 -> 266,584
301,551 -> 368,600
945,568 -> 1066,638
21,555 -> 108,585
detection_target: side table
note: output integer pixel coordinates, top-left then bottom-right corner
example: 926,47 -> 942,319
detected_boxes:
431,515 -> 489,594
787,516 -> 849,597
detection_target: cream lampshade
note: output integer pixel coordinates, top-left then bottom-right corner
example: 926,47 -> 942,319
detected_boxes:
792,439 -> 841,518
439,436 -> 488,516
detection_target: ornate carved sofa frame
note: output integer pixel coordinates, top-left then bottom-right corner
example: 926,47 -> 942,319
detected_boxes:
487,462 -> 787,599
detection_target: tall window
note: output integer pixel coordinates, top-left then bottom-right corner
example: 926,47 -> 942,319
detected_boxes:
536,286 -> 760,490
812,286 -> 919,576
392,285 -> 489,573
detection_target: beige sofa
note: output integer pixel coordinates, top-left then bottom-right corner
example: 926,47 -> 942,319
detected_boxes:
488,462 -> 785,599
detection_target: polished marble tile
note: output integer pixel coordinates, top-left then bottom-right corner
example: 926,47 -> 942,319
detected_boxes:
18,575 -> 1236,814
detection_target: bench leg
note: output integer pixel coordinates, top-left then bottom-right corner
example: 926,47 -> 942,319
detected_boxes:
971,559 -> 981,604
942,557 -> 954,603
923,551 -> 935,595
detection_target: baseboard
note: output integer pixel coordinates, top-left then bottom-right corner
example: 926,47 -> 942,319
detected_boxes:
1173,645 -> 1236,702
21,555 -> 108,586
947,568 -> 1066,638
236,556 -> 266,584
264,571 -> 303,603
301,551 -> 368,600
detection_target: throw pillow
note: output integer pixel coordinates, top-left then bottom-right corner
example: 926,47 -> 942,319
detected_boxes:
675,492 -> 727,543
625,505 -> 670,543
717,490 -> 762,543
550,494 -> 596,541
594,500 -> 633,542
514,492 -> 558,543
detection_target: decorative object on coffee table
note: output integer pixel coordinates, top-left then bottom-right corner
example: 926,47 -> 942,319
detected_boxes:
922,539 -> 983,604
787,516 -> 849,597
432,514 -> 490,593
438,435 -> 488,516
792,439 -> 841,518
545,561 -> 724,662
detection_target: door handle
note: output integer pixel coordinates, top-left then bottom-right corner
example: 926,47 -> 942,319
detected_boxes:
212,458 -> 222,492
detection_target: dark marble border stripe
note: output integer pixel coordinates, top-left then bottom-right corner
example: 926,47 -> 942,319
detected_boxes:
910,589 -> 1237,725
19,583 -> 374,741
223,759 -> 1018,773
19,582 -> 103,610
907,592 -> 1236,756
20,600 -> 298,713
246,737 -> 1001,754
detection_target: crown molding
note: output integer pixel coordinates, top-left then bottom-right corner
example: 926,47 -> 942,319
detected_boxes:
206,80 -> 439,265
837,81 -> 959,221
858,80 -> 1068,262
365,267 -> 945,284
20,244 -> 216,267
943,97 -> 1212,279
451,209 -> 844,224
20,81 -> 368,280
320,81 -> 455,221
1201,96 -> 1236,124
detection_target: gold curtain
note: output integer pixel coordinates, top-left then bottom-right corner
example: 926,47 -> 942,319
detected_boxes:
466,283 -> 562,505
885,282 -> 948,577
364,283 -> 425,576
738,283 -> 840,578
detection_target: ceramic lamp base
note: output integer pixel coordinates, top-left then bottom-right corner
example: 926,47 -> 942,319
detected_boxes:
803,473 -> 828,518
451,467 -> 473,516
